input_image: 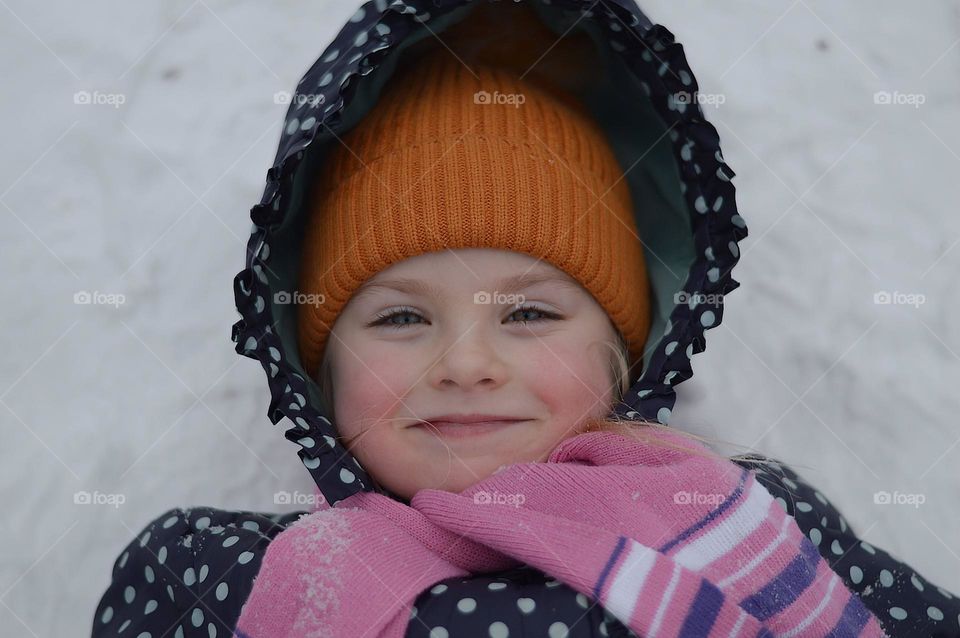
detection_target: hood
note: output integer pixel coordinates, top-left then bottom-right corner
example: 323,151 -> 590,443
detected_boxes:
231,0 -> 748,507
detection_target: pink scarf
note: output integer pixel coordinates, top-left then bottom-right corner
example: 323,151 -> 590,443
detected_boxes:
234,430 -> 887,637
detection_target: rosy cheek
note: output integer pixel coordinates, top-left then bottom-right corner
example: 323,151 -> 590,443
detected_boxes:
334,348 -> 416,430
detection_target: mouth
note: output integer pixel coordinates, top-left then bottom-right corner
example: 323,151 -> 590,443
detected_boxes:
411,417 -> 532,439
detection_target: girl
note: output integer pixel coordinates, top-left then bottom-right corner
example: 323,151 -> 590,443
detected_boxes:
93,1 -> 959,637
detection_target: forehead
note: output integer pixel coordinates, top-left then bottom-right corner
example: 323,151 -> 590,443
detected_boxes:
354,249 -> 585,300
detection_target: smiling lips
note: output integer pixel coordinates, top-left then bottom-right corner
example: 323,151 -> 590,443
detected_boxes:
413,414 -> 531,438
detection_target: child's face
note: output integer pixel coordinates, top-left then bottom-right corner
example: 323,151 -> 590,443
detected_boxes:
325,248 -> 620,500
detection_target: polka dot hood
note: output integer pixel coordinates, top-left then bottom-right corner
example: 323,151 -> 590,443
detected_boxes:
231,0 -> 748,508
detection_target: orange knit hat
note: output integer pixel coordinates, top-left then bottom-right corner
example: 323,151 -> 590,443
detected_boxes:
296,52 -> 652,378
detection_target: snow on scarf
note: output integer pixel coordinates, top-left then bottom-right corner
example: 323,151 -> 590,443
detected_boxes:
233,430 -> 888,638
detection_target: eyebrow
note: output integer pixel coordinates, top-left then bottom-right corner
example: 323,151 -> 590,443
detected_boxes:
353,271 -> 583,301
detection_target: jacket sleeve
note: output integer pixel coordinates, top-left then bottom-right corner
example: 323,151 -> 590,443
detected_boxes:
733,455 -> 960,638
92,506 -> 306,638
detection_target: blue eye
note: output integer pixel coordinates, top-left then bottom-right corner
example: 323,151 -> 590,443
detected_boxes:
368,304 -> 562,330
506,305 -> 562,325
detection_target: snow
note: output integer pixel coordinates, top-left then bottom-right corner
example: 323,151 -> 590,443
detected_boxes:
1,0 -> 957,634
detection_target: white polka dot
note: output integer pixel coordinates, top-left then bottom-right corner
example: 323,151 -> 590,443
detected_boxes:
795,501 -> 812,512
242,521 -> 260,532
809,528 -> 822,546
163,516 -> 178,529
911,573 -> 924,591
144,599 -> 158,614
184,567 -> 196,586
192,608 -> 204,627
517,597 -> 535,614
222,536 -> 239,548
457,597 -> 476,613
831,540 -> 843,555
195,516 -> 211,530
124,585 -> 136,603
576,593 -> 589,609
430,584 -> 448,595
700,310 -> 715,327
157,547 -> 167,565
489,621 -> 509,638
175,626 -> 184,638
208,623 -> 217,638
488,582 -> 507,591
238,551 -> 254,565
850,565 -> 863,584
216,582 -> 229,601
145,565 -> 155,583
136,633 -> 151,638
100,606 -> 113,623
880,569 -> 894,587
889,607 -> 908,620
548,622 -> 569,638
429,628 -> 448,638
119,620 -> 131,632
199,564 -> 209,582
928,606 -> 944,621
860,541 -> 876,554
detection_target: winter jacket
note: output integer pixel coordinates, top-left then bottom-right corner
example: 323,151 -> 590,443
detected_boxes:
92,0 -> 960,636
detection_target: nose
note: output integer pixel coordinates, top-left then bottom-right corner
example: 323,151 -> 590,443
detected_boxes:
427,323 -> 509,391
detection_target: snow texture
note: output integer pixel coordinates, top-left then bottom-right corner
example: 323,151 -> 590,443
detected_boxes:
0,0 -> 958,635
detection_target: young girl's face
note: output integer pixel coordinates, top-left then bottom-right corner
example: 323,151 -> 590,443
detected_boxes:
325,248 -> 621,500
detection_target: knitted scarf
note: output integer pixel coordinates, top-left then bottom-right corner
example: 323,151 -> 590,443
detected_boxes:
233,430 -> 887,637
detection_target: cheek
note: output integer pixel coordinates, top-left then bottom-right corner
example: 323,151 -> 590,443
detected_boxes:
332,346 -> 417,438
520,339 -> 614,419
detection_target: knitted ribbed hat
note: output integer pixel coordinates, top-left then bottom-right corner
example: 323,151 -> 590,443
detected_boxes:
296,52 -> 651,378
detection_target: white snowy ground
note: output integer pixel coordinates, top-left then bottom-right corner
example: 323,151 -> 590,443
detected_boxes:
1,0 -> 957,635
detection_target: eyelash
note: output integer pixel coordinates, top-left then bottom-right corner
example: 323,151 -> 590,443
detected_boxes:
369,304 -> 563,330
